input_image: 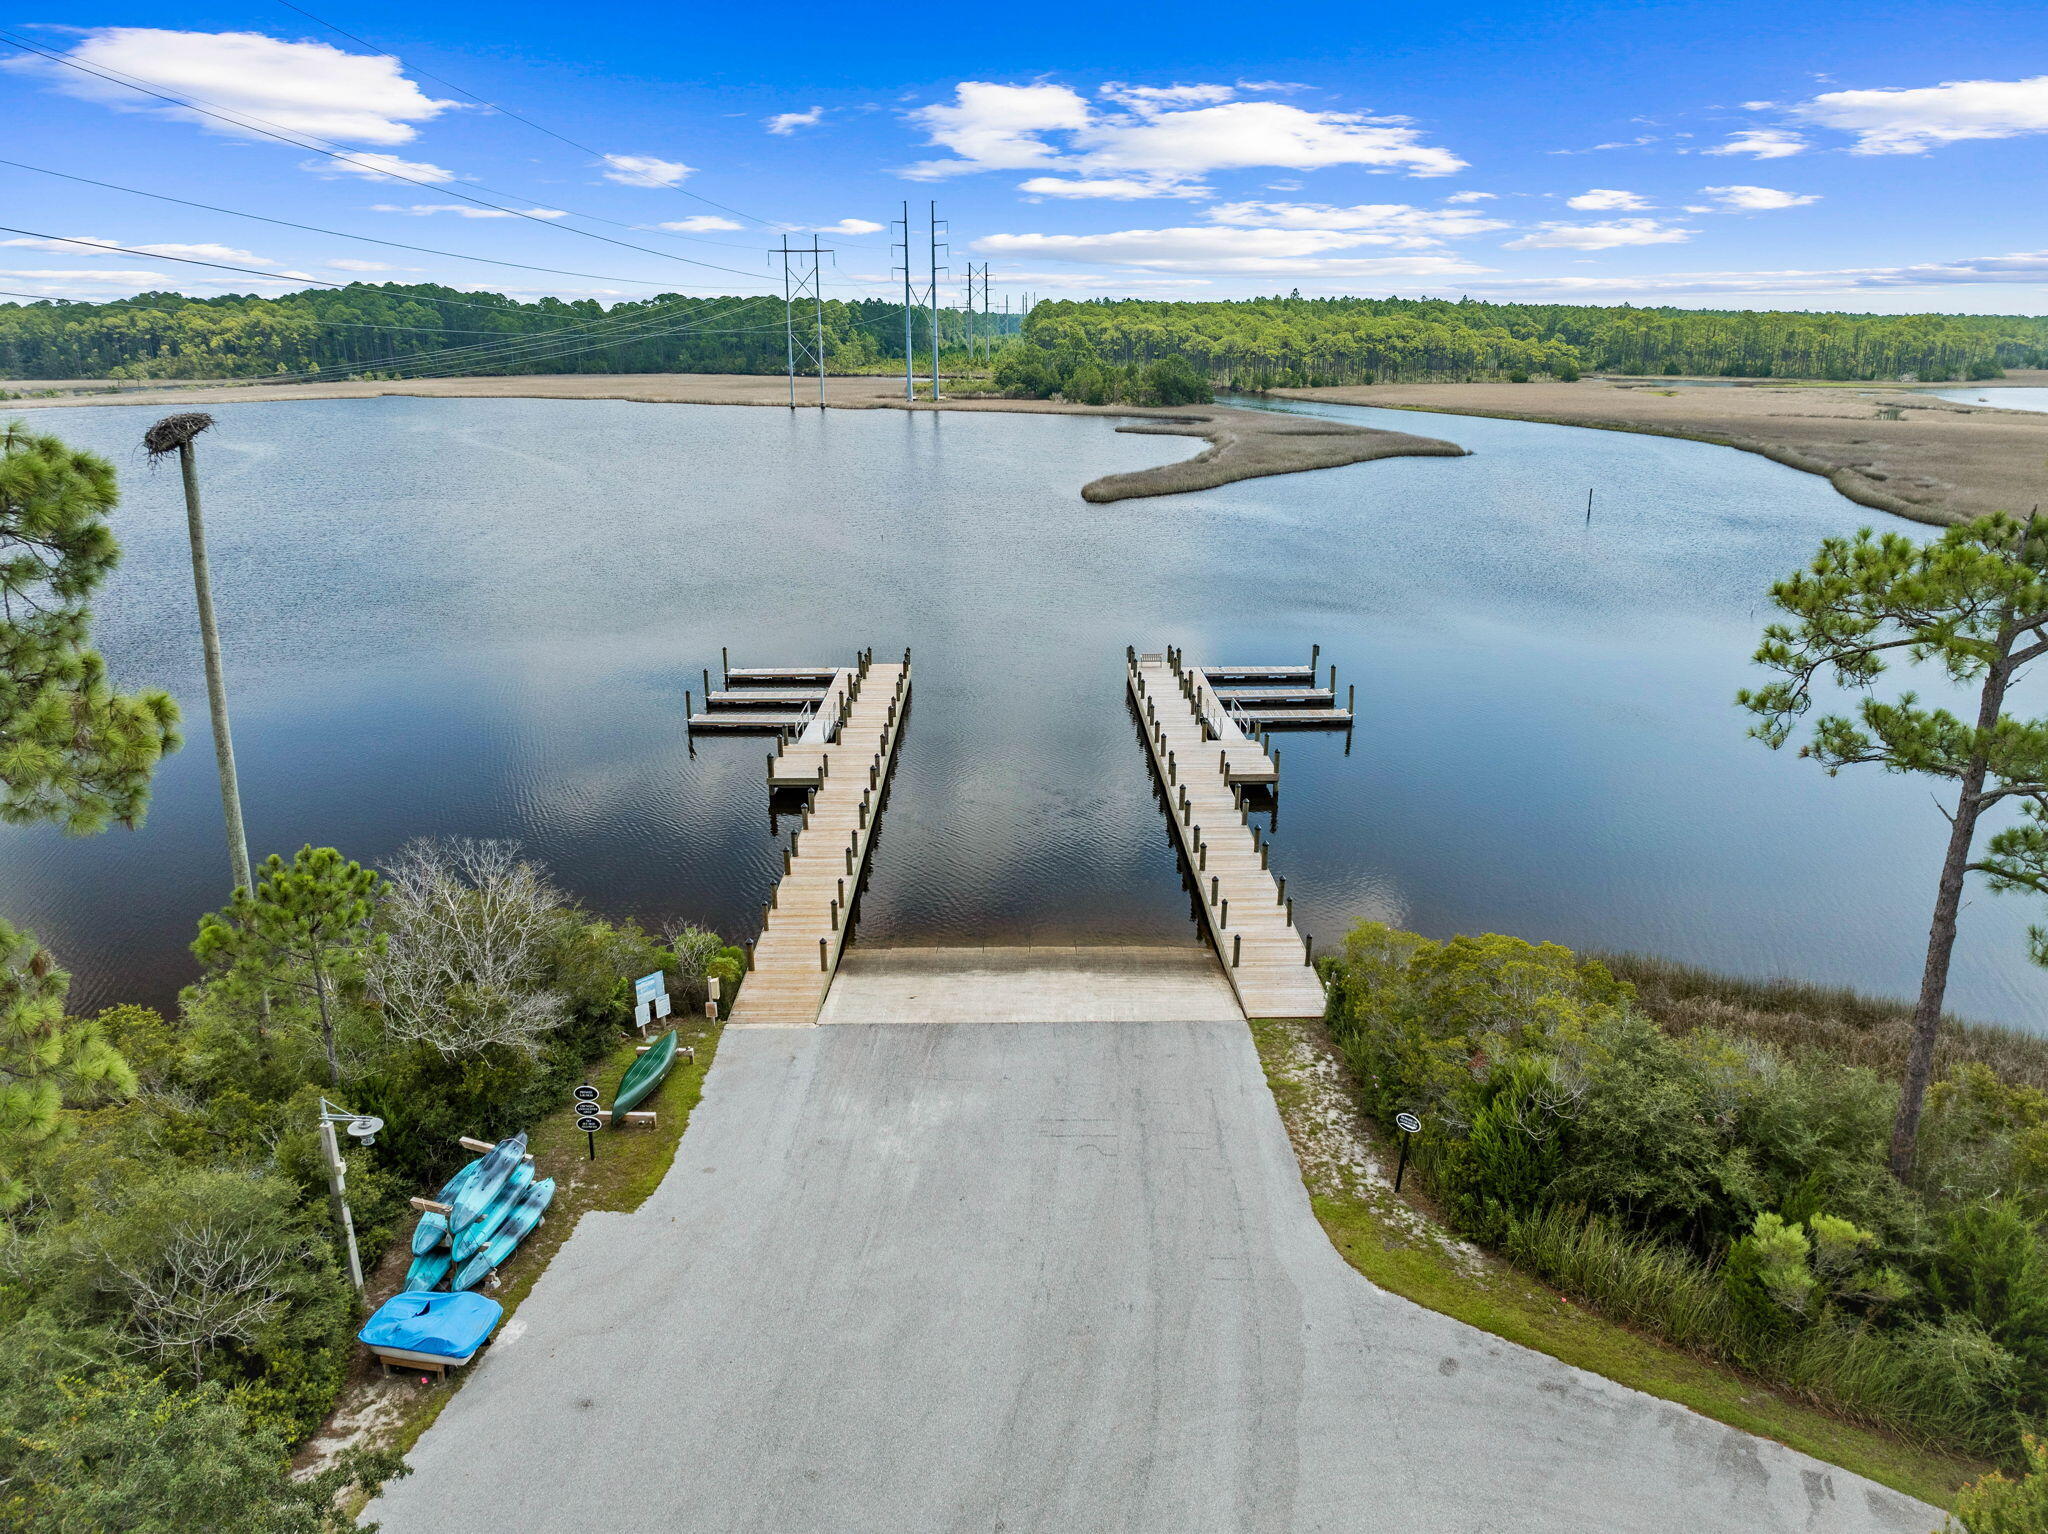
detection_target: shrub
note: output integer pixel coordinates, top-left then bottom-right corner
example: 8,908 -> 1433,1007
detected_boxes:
1926,1201 -> 2048,1409
1953,1434 -> 2048,1532
1141,355 -> 1210,406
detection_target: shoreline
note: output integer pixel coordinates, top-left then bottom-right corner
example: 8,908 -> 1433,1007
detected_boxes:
0,371 -> 1463,505
1273,371 -> 2048,528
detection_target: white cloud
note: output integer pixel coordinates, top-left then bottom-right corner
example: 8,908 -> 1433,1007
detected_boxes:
903,82 -> 1093,176
327,258 -> 399,272
1790,74 -> 2048,154
973,224 -> 1487,277
902,81 -> 1465,181
309,152 -> 460,184
656,216 -> 744,232
1702,129 -> 1808,159
816,219 -> 884,235
1098,82 -> 1238,111
1444,191 -> 1497,203
1203,201 -> 1508,246
1566,188 -> 1650,210
1699,184 -> 1819,211
1017,175 -> 1210,199
1504,218 -> 1694,250
1080,100 -> 1465,179
1454,248 -> 2048,300
0,235 -> 272,263
8,28 -> 455,145
766,106 -> 824,135
372,203 -> 567,218
601,154 -> 693,188
1234,79 -> 1312,95
0,267 -> 171,286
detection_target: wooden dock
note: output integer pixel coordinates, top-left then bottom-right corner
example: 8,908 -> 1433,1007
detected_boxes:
1128,651 -> 1327,1022
727,658 -> 911,1026
1196,653 -> 1355,727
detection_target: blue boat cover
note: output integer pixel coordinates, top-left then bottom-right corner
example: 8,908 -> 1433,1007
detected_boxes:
358,1290 -> 503,1358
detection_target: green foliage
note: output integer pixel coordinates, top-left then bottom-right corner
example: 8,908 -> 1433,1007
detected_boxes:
0,1356 -> 404,1533
1324,918 -> 2048,1464
1954,1435 -> 2048,1533
1741,513 -> 2048,1175
0,423 -> 180,831
1023,295 -> 2045,383
0,919 -> 134,1208
1141,355 -> 1210,405
991,341 -> 1061,399
195,846 -> 382,1084
1927,1201 -> 2048,1409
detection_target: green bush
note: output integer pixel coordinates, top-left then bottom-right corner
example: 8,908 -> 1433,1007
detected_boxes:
1954,1435 -> 2048,1532
1141,355 -> 1210,405
1928,1201 -> 2048,1409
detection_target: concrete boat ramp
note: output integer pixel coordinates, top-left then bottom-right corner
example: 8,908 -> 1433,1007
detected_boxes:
367,648 -> 1936,1533
369,949 -> 1936,1534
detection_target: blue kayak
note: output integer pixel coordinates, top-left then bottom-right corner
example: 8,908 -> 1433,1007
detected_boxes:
448,1133 -> 527,1236
410,1160 -> 482,1255
453,1177 -> 556,1292
404,1249 -> 452,1292
451,1161 -> 535,1262
359,1290 -> 502,1365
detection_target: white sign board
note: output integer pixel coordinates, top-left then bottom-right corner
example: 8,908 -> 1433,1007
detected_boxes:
634,971 -> 665,1006
654,992 -> 672,1018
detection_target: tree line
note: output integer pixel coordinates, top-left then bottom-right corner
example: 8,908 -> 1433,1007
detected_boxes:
0,284 -> 1019,382
1020,294 -> 2048,386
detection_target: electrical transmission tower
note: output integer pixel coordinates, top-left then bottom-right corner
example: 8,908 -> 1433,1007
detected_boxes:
926,201 -> 948,403
776,235 -> 832,408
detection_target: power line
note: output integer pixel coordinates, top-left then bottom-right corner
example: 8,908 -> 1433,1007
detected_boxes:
266,0 -> 783,236
0,158 -> 740,294
0,31 -> 784,287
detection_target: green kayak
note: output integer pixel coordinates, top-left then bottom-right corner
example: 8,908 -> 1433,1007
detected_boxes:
611,1030 -> 677,1122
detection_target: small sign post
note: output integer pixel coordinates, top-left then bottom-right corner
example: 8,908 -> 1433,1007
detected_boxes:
1393,1111 -> 1422,1193
574,1084 -> 602,1160
632,971 -> 666,1034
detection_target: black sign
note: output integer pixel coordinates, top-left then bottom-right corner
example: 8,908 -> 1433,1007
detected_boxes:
1395,1111 -> 1422,1134
575,1115 -> 604,1133
573,1085 -> 600,1103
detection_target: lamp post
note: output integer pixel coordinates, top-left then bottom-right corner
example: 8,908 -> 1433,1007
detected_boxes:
143,413 -> 251,895
315,1098 -> 382,1294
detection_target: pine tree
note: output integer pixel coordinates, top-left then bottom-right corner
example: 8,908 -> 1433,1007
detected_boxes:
0,918 -> 134,1208
1741,513 -> 2048,1177
1,424 -> 180,832
193,846 -> 381,1084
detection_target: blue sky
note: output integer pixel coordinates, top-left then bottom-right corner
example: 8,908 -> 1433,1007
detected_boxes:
4,0 -> 2045,314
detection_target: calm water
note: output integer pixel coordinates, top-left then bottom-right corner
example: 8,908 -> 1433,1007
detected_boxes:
3,394 -> 2044,1028
1938,387 -> 2048,413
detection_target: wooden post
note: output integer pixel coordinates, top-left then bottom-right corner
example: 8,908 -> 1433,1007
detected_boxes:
1277,875 -> 1286,906
703,667 -> 711,698
721,645 -> 729,681
1220,898 -> 1229,928
1348,683 -> 1355,715
819,938 -> 829,971
1232,934 -> 1241,968
1261,842 -> 1270,869
1311,642 -> 1320,672
1210,875 -> 1218,904
744,939 -> 755,970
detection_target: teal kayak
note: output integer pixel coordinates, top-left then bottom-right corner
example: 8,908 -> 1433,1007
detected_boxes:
410,1160 -> 482,1255
611,1030 -> 677,1122
452,1177 -> 555,1292
448,1133 -> 527,1236
452,1161 -> 535,1262
404,1249 -> 452,1292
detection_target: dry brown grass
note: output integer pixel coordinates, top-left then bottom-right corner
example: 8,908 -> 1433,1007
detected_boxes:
1279,372 -> 2048,528
1602,951 -> 2048,1089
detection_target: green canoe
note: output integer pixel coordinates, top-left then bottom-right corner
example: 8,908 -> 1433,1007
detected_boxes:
611,1030 -> 677,1122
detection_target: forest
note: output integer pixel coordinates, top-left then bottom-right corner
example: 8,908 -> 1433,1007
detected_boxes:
4,282 -> 2045,387
0,284 -> 1006,382
1020,294 -> 2048,386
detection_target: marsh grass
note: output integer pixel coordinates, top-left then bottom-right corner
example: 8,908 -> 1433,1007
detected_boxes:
1601,951 -> 2048,1090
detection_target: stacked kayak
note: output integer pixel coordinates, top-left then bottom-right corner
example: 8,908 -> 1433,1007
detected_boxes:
402,1132 -> 552,1293
359,1290 -> 502,1373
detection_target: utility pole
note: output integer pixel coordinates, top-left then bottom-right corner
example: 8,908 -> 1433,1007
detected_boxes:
927,200 -> 947,403
144,414 -> 251,896
777,236 -> 833,409
962,263 -> 976,377
893,201 -> 915,401
981,265 -> 994,366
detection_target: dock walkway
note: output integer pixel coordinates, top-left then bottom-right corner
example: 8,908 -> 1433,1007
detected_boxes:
727,659 -> 910,1026
1128,652 -> 1327,1021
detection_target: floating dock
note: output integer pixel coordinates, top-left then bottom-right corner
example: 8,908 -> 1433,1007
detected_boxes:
686,652 -> 866,738
727,655 -> 911,1026
1128,649 -> 1328,1022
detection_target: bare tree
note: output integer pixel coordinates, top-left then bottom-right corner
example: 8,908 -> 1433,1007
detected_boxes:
87,1172 -> 311,1384
369,838 -> 567,1057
